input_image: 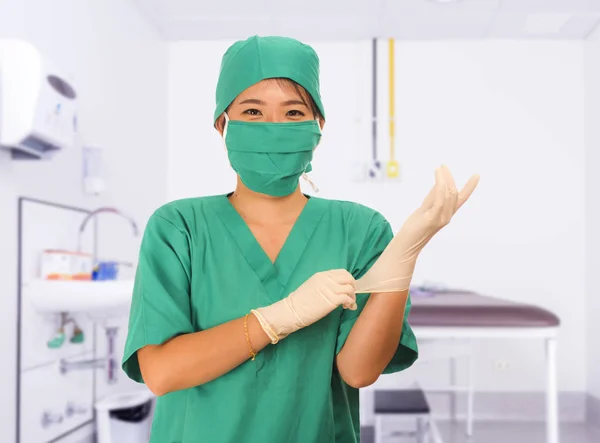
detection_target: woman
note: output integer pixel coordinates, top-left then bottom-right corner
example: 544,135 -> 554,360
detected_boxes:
122,35 -> 478,443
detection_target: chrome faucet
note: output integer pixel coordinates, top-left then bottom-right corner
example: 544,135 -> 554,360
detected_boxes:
60,327 -> 120,384
77,207 -> 139,255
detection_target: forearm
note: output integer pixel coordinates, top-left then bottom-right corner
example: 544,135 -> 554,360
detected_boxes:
137,313 -> 271,396
336,289 -> 409,388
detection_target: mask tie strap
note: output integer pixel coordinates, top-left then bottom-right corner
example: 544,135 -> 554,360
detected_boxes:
223,112 -> 230,139
221,113 -> 230,152
302,118 -> 321,193
302,173 -> 319,193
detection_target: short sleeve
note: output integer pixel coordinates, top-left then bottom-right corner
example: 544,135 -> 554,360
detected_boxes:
336,212 -> 419,374
121,213 -> 195,383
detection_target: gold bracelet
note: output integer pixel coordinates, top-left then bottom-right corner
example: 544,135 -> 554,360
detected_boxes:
244,313 -> 257,361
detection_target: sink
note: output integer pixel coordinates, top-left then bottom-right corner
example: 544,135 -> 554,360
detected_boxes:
27,279 -> 135,325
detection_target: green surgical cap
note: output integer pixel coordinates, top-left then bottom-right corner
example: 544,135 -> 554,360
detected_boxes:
213,35 -> 325,123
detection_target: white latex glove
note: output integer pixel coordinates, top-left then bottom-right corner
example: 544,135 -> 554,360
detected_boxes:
251,269 -> 356,343
355,165 -> 480,294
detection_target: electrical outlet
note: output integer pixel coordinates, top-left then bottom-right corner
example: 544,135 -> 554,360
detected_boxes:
352,160 -> 402,182
385,161 -> 402,181
494,359 -> 511,372
367,160 -> 384,182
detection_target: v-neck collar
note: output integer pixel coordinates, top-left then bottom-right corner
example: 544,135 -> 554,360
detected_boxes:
213,193 -> 328,300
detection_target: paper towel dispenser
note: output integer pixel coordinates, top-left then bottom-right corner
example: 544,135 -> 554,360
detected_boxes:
0,39 -> 78,159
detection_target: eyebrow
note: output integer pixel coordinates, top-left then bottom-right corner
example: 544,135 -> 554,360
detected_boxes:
281,99 -> 308,107
238,98 -> 265,105
237,98 -> 308,107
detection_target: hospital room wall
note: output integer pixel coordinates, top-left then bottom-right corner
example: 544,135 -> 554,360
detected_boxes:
167,40 -> 587,401
584,38 -> 600,408
0,0 -> 168,441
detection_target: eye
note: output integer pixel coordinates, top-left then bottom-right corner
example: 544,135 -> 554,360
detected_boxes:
243,109 -> 262,116
286,110 -> 306,117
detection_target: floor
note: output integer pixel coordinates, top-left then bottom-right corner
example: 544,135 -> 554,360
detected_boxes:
361,422 -> 600,443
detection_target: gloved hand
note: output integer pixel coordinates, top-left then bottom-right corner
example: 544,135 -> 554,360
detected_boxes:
251,269 -> 356,344
355,165 -> 480,294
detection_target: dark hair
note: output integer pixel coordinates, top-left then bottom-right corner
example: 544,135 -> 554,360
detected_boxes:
273,78 -> 323,121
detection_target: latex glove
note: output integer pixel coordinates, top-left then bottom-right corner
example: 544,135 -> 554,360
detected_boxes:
251,269 -> 356,343
355,165 -> 480,294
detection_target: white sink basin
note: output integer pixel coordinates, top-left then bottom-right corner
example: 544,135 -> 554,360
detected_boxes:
28,279 -> 135,324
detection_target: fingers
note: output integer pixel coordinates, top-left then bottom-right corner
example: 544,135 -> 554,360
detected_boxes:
344,301 -> 358,311
456,174 -> 480,211
319,270 -> 357,310
327,269 -> 356,286
442,164 -> 458,191
334,282 -> 357,308
419,182 -> 438,211
440,165 -> 458,223
338,284 -> 356,295
419,165 -> 446,211
338,293 -> 357,311
424,165 -> 479,225
325,271 -> 357,309
430,167 -> 447,218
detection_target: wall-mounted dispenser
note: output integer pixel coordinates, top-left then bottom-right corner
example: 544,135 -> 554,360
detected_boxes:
0,39 -> 78,160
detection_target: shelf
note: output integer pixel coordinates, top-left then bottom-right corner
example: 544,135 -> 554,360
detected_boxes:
27,279 -> 135,324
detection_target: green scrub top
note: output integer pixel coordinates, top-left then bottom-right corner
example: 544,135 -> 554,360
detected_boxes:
122,194 -> 418,443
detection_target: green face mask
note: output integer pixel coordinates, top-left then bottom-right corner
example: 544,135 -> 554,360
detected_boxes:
223,113 -> 322,197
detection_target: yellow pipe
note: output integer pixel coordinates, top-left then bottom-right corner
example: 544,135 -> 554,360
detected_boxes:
388,38 -> 395,160
386,38 -> 399,178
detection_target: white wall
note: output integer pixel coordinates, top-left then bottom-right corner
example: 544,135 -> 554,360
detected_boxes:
585,41 -> 600,401
167,40 -> 587,394
0,0 -> 168,441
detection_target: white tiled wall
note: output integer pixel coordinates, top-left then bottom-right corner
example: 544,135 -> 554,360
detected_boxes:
19,200 -> 96,442
20,352 -> 95,442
